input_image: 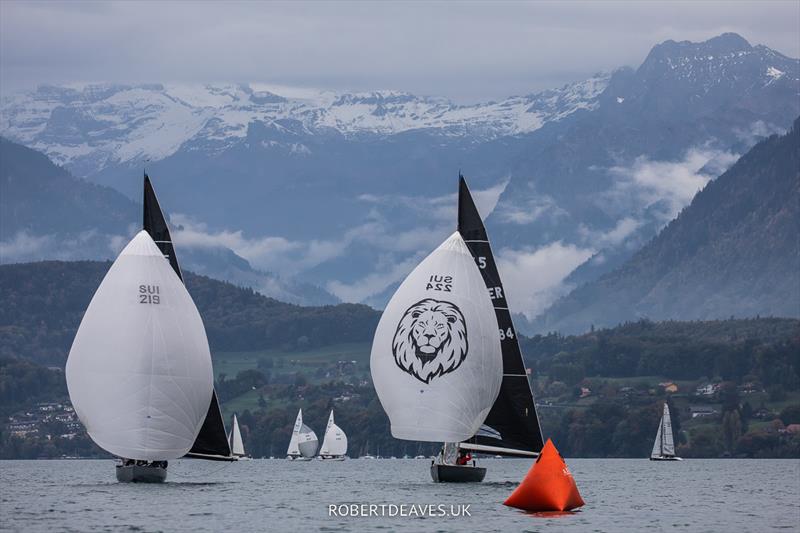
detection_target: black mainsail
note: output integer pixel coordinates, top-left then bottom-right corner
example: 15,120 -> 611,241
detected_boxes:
457,175 -> 544,457
143,174 -> 234,461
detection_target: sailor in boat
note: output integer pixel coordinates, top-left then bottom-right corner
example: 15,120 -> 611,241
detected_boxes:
456,449 -> 472,466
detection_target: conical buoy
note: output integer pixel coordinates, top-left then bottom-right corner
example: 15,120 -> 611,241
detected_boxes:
504,439 -> 585,512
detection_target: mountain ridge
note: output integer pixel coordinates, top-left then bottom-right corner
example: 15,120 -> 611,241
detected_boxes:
533,117 -> 800,333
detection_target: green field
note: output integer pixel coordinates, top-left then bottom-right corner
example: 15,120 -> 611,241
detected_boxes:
211,342 -> 372,381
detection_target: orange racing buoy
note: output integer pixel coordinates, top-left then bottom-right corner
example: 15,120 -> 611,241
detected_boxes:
504,439 -> 585,512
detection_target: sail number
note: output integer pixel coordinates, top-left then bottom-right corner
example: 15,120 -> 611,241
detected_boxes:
488,286 -> 504,300
499,327 -> 515,340
138,284 -> 161,304
476,256 -> 487,269
426,275 -> 452,292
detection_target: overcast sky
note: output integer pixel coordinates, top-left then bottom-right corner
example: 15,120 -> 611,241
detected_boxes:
1,0 -> 798,102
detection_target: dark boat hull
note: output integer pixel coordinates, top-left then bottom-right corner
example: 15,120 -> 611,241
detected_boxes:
650,456 -> 682,461
430,464 -> 486,483
115,464 -> 167,483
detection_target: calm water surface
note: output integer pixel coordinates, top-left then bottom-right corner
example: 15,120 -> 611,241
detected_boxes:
1,458 -> 798,532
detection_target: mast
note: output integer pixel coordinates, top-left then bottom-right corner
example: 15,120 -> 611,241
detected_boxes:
457,174 -> 545,458
143,173 -> 234,461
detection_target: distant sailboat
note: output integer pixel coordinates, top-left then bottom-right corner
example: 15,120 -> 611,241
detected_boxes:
455,176 -> 545,472
286,409 -> 318,460
651,403 -> 682,461
144,175 -> 234,464
319,410 -> 348,460
370,222 -> 503,482
229,414 -> 249,460
66,175 -> 232,483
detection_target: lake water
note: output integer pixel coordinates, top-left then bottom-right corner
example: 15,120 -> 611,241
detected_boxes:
1,458 -> 798,532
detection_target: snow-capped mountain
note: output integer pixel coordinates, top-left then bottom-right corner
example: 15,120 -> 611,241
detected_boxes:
1,33 -> 797,322
1,74 -> 609,177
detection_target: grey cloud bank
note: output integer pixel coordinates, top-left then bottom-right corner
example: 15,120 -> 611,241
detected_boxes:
1,0 -> 798,101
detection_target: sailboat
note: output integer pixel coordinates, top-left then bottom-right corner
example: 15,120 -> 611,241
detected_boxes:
319,410 -> 348,460
66,174 -> 233,483
286,409 -> 318,460
143,175 -> 234,465
229,414 -> 249,460
651,403 -> 682,461
447,175 -> 545,481
370,214 -> 503,482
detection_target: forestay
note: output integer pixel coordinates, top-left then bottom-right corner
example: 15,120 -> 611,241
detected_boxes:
66,231 -> 213,461
371,231 -> 502,443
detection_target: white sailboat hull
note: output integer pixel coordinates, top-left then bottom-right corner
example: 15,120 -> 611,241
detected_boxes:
115,463 -> 167,483
650,456 -> 683,461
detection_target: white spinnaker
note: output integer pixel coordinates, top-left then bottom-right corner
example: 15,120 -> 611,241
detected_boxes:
370,231 -> 502,443
230,414 -> 245,456
320,410 -> 348,456
287,409 -> 303,456
298,424 -> 319,458
65,231 -> 213,461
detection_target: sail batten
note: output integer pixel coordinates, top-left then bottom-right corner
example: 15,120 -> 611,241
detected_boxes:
457,176 -> 544,456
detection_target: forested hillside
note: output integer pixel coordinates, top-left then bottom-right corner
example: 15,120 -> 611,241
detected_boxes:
2,315 -> 797,459
0,260 -> 379,365
536,118 -> 800,333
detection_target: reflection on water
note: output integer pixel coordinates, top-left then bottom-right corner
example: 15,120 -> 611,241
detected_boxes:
1,458 -> 798,532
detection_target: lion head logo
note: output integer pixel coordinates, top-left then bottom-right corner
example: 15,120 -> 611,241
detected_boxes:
391,298 -> 468,384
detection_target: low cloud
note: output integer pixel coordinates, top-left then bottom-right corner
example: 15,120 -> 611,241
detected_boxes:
733,120 -> 785,146
496,241 -> 595,319
171,212 -> 450,302
578,216 -> 642,248
357,180 -> 507,223
607,146 -> 739,222
495,192 -> 568,225
326,252 -> 425,303
0,230 -> 123,264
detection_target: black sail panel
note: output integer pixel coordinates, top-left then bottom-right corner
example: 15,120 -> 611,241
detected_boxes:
457,175 -> 544,456
143,174 -> 233,460
143,174 -> 183,281
184,391 -> 234,460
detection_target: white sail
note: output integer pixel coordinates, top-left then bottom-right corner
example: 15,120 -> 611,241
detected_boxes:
661,403 -> 676,456
651,403 -> 676,458
370,231 -> 502,443
651,418 -> 663,458
230,414 -> 245,457
287,409 -> 303,456
66,231 -> 213,461
320,410 -> 348,457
